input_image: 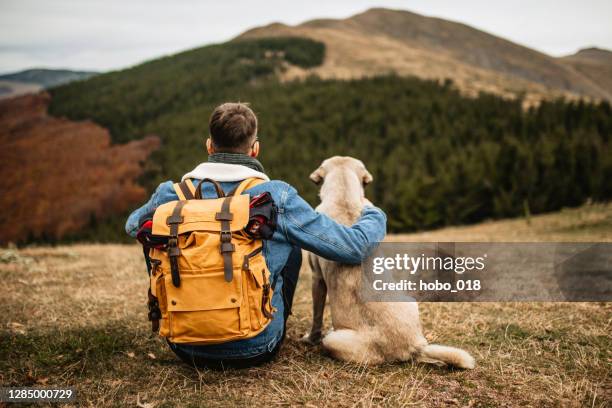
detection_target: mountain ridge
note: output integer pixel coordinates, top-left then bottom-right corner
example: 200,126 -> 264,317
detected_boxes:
0,68 -> 97,100
238,7 -> 611,103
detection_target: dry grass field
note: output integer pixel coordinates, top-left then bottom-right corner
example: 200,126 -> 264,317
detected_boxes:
1,203 -> 611,407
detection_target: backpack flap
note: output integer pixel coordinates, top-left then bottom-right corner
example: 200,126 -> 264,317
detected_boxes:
151,194 -> 250,236
151,194 -> 251,286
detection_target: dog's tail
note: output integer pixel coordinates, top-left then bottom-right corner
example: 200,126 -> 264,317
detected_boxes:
417,344 -> 475,369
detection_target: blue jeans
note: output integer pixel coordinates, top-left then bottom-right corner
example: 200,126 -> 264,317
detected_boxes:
169,245 -> 302,370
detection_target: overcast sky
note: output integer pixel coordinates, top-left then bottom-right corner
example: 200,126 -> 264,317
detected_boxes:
0,0 -> 611,74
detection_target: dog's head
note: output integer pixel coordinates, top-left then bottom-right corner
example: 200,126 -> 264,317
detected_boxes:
310,156 -> 373,188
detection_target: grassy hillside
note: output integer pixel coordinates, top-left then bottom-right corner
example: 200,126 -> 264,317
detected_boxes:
1,205 -> 610,406
49,37 -> 325,143
46,36 -> 611,239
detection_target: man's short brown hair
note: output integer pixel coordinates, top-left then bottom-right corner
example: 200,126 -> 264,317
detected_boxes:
209,102 -> 258,153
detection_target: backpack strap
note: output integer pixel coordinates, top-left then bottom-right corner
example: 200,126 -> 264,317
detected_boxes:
217,195 -> 236,282
166,200 -> 187,287
229,177 -> 265,196
173,179 -> 196,200
177,177 -> 263,199
195,178 -> 226,199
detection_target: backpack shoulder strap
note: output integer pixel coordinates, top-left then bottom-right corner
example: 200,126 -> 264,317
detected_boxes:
173,179 -> 196,200
230,177 -> 265,197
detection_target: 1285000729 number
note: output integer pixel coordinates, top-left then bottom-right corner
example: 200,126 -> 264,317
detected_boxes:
0,387 -> 76,402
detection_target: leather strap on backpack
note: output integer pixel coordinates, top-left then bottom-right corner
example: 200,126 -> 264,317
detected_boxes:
147,288 -> 161,332
216,178 -> 264,282
167,200 -> 187,287
229,177 -> 263,196
195,178 -> 226,199
173,179 -> 196,200
217,196 -> 235,282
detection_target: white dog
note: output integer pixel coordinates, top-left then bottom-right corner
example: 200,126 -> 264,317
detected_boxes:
301,156 -> 475,369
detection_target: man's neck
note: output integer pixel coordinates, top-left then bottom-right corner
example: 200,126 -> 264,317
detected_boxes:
207,152 -> 265,173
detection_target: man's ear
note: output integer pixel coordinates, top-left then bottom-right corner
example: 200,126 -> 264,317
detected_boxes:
362,170 -> 373,186
206,138 -> 214,154
250,140 -> 260,158
309,167 -> 325,185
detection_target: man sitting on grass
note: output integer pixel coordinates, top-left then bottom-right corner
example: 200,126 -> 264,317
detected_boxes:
125,102 -> 386,369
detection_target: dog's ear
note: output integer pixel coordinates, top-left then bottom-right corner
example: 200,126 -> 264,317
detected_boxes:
310,167 -> 325,185
362,169 -> 373,186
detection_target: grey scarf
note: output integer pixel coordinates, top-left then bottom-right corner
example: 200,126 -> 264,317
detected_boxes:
208,153 -> 265,173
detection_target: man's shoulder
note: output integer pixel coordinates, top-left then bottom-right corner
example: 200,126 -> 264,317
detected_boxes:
245,180 -> 302,210
152,180 -> 179,204
251,179 -> 297,195
258,179 -> 292,188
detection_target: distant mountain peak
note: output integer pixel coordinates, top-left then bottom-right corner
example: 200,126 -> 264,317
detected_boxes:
354,7 -> 420,17
0,68 -> 97,87
575,46 -> 611,54
568,47 -> 612,61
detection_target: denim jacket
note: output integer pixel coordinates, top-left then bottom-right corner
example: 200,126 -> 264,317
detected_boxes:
125,176 -> 387,359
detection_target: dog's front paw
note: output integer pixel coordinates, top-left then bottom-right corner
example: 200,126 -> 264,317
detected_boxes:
300,332 -> 322,346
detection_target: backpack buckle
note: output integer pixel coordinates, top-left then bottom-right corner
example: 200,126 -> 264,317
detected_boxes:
166,214 -> 183,225
168,246 -> 180,257
220,231 -> 235,253
220,241 -> 235,253
215,211 -> 233,221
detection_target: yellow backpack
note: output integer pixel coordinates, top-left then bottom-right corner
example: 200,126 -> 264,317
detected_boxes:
147,177 -> 275,344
